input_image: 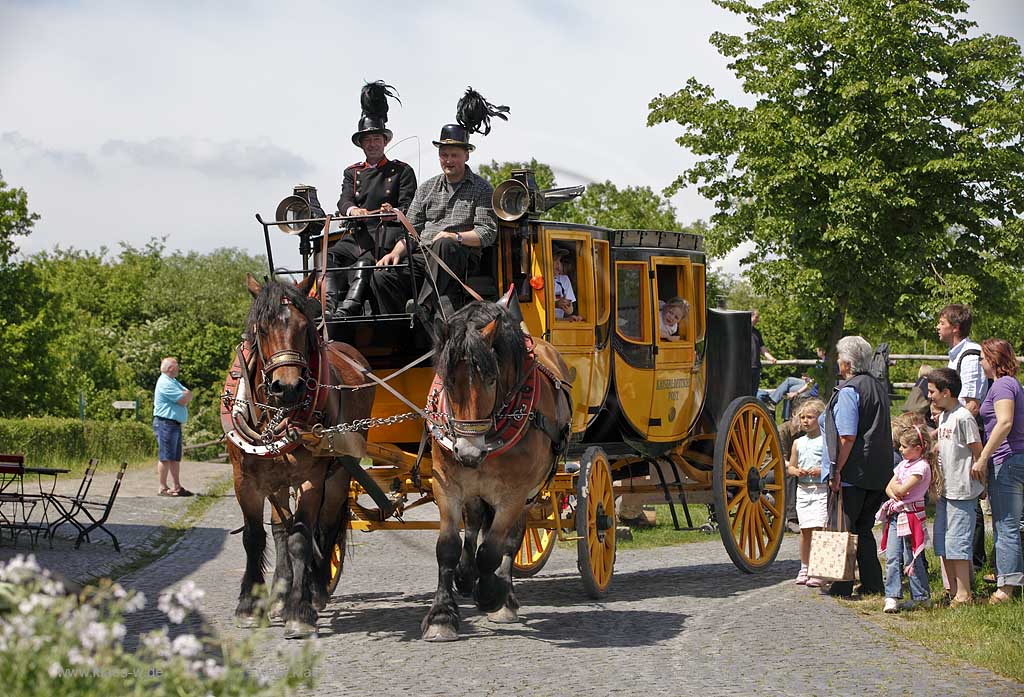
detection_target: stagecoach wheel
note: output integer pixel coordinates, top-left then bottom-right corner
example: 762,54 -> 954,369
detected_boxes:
576,446 -> 616,598
325,541 -> 343,596
513,493 -> 558,578
712,396 -> 785,573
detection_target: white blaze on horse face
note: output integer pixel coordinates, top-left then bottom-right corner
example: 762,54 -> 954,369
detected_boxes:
450,362 -> 495,465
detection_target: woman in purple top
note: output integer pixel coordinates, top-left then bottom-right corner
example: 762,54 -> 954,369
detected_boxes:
976,338 -> 1024,603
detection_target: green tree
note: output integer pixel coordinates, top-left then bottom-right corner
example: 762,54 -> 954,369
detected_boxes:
649,0 -> 1024,384
477,159 -> 556,190
0,170 -> 39,264
0,172 -> 65,416
557,181 -> 683,231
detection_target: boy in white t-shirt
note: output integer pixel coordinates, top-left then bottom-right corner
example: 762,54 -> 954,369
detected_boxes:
552,248 -> 582,322
927,367 -> 984,606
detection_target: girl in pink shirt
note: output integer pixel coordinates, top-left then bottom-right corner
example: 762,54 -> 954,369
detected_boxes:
880,423 -> 934,613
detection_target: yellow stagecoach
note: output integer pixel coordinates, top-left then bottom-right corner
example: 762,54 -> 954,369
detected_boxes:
263,169 -> 785,599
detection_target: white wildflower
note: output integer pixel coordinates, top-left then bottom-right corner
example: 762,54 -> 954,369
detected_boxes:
112,584 -> 127,599
171,633 -> 202,658
174,580 -> 205,610
10,613 -> 36,638
157,591 -> 187,624
123,591 -> 146,613
0,554 -> 41,583
202,659 -> 226,680
47,662 -> 63,678
78,621 -> 109,650
141,628 -> 171,658
111,622 -> 126,642
67,648 -> 87,666
38,578 -> 64,597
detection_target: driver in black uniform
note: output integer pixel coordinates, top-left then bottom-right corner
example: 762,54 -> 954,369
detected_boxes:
324,81 -> 416,318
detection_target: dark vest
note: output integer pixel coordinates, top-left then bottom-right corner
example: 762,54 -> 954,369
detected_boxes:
824,372 -> 891,490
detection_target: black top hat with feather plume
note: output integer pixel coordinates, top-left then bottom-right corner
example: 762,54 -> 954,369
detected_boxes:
351,80 -> 401,147
432,87 -> 509,151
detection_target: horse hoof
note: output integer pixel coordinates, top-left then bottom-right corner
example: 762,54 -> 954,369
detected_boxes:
486,607 -> 520,624
312,595 -> 327,612
269,601 -> 284,620
234,614 -> 259,629
422,624 -> 459,642
283,620 -> 318,640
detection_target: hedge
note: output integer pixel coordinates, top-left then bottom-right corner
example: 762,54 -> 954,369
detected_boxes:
0,417 -> 156,468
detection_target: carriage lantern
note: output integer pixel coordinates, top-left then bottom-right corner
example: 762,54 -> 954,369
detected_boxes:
492,169 -> 585,222
274,185 -> 326,236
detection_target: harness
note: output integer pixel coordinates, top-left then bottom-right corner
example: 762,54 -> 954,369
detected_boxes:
425,337 -> 572,463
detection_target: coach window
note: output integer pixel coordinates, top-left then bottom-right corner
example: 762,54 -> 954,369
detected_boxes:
615,262 -> 649,342
551,240 -> 583,322
652,257 -> 694,344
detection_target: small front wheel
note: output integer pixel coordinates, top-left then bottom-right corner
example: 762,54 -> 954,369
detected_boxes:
576,447 -> 616,598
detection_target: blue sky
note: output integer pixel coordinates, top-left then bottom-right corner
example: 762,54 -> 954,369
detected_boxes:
1,0 -> 1021,275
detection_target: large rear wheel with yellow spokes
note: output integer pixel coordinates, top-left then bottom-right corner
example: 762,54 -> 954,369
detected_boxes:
713,397 -> 785,573
513,493 -> 558,578
576,446 -> 616,598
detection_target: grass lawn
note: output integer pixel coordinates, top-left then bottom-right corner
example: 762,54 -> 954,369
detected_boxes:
614,504 -> 720,550
839,540 -> 1024,683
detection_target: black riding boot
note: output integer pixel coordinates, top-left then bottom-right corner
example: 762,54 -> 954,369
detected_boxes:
322,271 -> 345,320
339,261 -> 373,317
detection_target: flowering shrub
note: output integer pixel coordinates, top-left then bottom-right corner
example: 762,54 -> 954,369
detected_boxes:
0,555 -> 317,696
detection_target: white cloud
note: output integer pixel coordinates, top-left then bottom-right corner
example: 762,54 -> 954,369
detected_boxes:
98,137 -> 311,179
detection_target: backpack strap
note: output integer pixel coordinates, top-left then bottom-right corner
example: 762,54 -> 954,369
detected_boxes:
955,348 -> 981,373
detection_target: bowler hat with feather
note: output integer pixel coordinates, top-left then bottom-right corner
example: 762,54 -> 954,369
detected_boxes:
351,81 -> 400,146
432,87 -> 510,151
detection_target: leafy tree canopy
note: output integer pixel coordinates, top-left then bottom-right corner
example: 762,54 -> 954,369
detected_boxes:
0,170 -> 39,265
649,0 -> 1024,376
477,159 -> 557,190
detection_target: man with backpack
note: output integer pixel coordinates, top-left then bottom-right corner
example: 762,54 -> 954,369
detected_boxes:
936,303 -> 990,572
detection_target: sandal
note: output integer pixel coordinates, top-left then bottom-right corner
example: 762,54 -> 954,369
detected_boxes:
989,590 -> 1013,605
949,596 -> 973,609
158,488 -> 173,496
172,488 -> 194,497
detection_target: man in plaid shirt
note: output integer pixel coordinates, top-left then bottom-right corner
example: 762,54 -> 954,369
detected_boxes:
372,128 -> 496,315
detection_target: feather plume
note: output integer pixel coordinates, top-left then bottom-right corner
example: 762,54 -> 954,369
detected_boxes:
456,87 -> 510,136
360,80 -> 401,122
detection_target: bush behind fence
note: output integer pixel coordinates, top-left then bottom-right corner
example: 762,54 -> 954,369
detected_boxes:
0,417 -> 156,467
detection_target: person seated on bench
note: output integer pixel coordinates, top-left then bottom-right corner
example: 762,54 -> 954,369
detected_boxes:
371,88 -> 508,316
659,297 -> 690,341
552,247 -> 583,322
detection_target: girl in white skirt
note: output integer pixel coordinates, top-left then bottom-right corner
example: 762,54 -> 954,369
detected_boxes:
786,399 -> 828,586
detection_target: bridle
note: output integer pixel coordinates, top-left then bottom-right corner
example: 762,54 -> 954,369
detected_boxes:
223,293 -> 330,457
252,295 -> 320,404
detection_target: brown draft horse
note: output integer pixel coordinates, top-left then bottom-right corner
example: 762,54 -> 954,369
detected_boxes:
225,273 -> 374,638
422,300 -> 572,641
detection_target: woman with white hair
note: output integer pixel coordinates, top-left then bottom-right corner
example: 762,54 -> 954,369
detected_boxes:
818,335 -> 892,598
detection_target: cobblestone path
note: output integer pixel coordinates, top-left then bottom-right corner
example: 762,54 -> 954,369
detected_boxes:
114,494 -> 1024,697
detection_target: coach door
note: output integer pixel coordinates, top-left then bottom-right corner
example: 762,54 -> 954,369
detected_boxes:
647,255 -> 707,441
545,230 -> 609,432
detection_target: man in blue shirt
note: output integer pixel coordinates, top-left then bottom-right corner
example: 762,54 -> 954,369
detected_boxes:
153,357 -> 193,496
819,336 -> 891,598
